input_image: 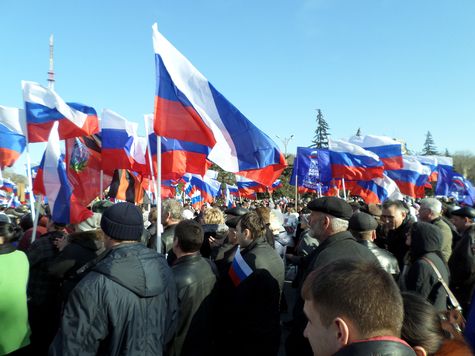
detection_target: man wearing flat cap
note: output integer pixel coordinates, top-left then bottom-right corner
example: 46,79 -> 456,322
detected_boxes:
286,196 -> 378,356
448,206 -> 475,313
50,202 -> 178,356
349,212 -> 399,278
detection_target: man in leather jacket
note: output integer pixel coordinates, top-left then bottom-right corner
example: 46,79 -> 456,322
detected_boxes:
302,260 -> 416,356
170,220 -> 217,356
382,200 -> 414,270
349,212 -> 400,279
448,206 -> 475,313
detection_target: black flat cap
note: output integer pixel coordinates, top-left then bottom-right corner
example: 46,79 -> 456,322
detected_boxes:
225,216 -> 240,229
451,206 -> 475,219
349,212 -> 378,232
225,207 -> 249,217
307,197 -> 353,221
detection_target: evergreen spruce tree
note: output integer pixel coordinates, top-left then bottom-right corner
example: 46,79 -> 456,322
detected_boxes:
356,128 -> 362,137
444,148 -> 451,157
422,131 -> 438,156
310,109 -> 330,148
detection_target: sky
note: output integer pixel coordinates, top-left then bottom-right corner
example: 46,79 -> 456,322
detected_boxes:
2,0 -> 475,173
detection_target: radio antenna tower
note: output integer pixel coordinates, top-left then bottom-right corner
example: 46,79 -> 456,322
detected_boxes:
47,34 -> 55,90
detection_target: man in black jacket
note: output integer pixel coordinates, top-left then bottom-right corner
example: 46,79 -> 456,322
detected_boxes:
286,197 -> 378,356
50,202 -> 178,356
302,260 -> 416,356
448,206 -> 475,313
349,212 -> 400,279
171,220 -> 217,356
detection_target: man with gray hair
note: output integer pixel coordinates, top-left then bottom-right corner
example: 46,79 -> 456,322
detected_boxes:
148,199 -> 183,255
418,197 -> 453,261
286,196 -> 378,356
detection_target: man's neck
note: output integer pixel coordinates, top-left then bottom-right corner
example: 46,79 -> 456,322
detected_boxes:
175,250 -> 199,259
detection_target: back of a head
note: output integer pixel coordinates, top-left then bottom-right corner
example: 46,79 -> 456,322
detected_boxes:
239,211 -> 266,240
420,198 -> 442,216
0,222 -> 15,242
203,207 -> 224,225
401,292 -> 444,355
255,206 -> 271,225
162,199 -> 183,221
101,202 -> 144,241
410,221 -> 443,257
302,259 -> 404,338
174,219 -> 204,253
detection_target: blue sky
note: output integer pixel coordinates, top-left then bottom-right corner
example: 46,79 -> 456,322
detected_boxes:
2,0 -> 474,172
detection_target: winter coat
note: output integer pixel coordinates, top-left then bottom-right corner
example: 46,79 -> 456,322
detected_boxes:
449,225 -> 475,309
334,336 -> 416,356
404,222 -> 450,312
432,217 -> 453,262
50,243 -> 178,356
171,254 -> 217,356
359,239 -> 400,277
0,244 -> 30,355
214,237 -> 284,356
387,216 -> 413,271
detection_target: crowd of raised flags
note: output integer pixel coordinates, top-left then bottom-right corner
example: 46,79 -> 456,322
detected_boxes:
0,23 -> 474,227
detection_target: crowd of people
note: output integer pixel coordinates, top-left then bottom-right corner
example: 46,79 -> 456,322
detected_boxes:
1,194 -> 475,355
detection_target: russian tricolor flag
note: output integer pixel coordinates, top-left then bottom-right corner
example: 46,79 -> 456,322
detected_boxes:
183,173 -> 221,204
101,109 -> 148,174
236,175 -> 267,195
33,122 -> 73,224
346,175 -> 403,204
229,247 -> 253,287
0,178 -> 16,194
329,139 -> 385,181
348,135 -> 403,170
148,134 -> 211,180
22,81 -> 99,142
385,156 -> 431,198
152,24 -> 286,187
0,106 -> 26,168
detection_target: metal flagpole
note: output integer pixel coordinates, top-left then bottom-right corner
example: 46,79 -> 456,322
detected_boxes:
143,115 -> 158,206
100,170 -> 104,200
342,178 -> 347,200
156,134 -> 162,254
295,153 -> 298,211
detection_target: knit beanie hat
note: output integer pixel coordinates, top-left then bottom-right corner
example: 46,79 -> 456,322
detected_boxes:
100,202 -> 143,241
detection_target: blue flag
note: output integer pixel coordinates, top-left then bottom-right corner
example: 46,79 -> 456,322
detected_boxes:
290,147 -> 332,189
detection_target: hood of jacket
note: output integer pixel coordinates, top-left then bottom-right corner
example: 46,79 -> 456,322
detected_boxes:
92,243 -> 169,298
69,230 -> 103,251
410,221 -> 442,258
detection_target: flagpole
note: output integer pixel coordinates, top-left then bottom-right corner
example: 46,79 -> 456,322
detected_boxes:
295,154 -> 298,211
100,170 -> 104,200
156,134 -> 162,254
342,178 -> 347,200
144,115 -> 158,206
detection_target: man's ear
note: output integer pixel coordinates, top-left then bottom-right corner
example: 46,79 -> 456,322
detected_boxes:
243,227 -> 252,241
333,317 -> 350,347
370,230 -> 377,242
413,346 -> 428,356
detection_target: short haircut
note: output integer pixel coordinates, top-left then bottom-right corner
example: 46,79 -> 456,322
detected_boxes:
162,199 -> 183,221
351,230 -> 372,241
148,208 -> 157,222
328,216 -> 349,233
382,200 -> 407,213
255,207 -> 271,225
238,211 -> 266,240
419,198 -> 442,215
174,219 -> 204,253
401,292 -> 444,354
302,260 -> 404,338
203,207 -> 224,225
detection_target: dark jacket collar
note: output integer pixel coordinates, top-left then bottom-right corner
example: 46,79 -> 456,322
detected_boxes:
0,243 -> 15,255
318,230 -> 356,249
335,336 -> 416,355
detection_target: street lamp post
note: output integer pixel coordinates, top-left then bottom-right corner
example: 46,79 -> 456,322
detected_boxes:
275,134 -> 294,157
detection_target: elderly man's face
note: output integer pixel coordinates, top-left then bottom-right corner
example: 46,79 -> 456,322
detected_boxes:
303,300 -> 341,356
381,206 -> 406,230
308,211 -> 327,242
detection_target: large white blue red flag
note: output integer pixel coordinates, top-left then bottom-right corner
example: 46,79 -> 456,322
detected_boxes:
152,24 -> 286,186
22,81 -> 99,142
348,135 -> 403,170
0,106 -> 26,168
235,175 -> 267,195
385,156 -> 431,198
329,139 -> 384,181
33,122 -> 73,224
